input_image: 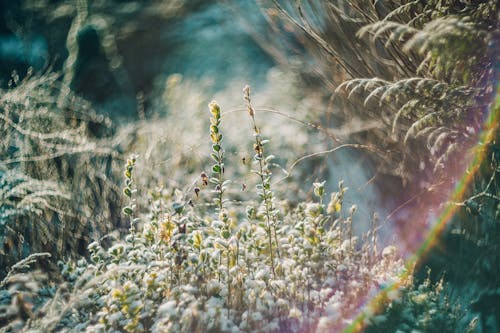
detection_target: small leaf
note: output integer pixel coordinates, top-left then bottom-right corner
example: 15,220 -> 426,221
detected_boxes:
212,164 -> 221,173
193,231 -> 202,249
210,117 -> 219,126
210,132 -> 219,143
123,187 -> 132,197
173,202 -> 184,214
265,155 -> 275,162
123,207 -> 133,215
215,239 -> 228,249
221,230 -> 231,239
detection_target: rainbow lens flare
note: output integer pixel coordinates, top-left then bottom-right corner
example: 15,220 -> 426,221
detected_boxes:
343,76 -> 500,332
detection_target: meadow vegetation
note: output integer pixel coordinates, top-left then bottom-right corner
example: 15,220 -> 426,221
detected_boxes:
0,0 -> 498,332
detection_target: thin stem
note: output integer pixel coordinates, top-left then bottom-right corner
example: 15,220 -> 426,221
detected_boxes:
243,86 -> 277,277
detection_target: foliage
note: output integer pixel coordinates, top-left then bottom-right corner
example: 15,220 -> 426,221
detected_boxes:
264,0 -> 497,184
0,96 -> 404,332
365,275 -> 469,333
262,1 -> 500,332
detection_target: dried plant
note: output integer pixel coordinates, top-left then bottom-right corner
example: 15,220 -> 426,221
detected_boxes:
263,0 -> 497,185
0,71 -> 122,277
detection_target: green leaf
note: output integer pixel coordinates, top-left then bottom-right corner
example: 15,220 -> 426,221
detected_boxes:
212,164 -> 221,173
123,206 -> 133,215
212,144 -> 221,152
123,187 -> 132,197
221,230 -> 231,239
173,202 -> 184,214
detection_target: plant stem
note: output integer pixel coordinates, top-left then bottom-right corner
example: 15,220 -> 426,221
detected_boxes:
243,86 -> 277,278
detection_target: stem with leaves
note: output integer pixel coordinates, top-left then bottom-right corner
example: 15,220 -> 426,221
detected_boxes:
243,85 -> 279,277
123,155 -> 139,247
208,100 -> 232,310
208,101 -> 226,215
